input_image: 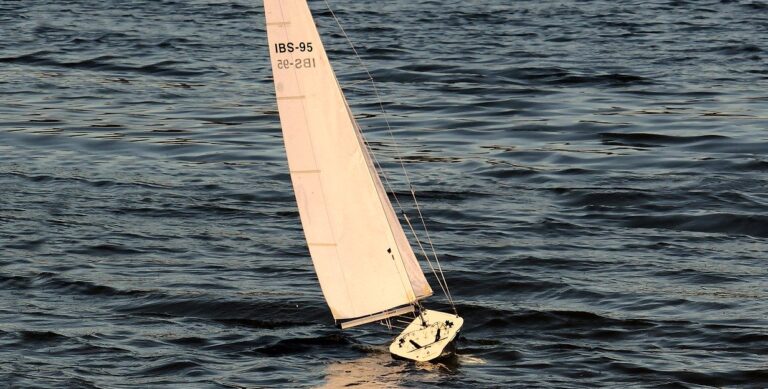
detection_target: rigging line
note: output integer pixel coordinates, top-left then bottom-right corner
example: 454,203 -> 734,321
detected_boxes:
347,103 -> 449,302
410,192 -> 456,311
322,1 -> 456,312
353,106 -> 454,307
402,210 -> 455,310
344,77 -> 374,87
319,1 -> 406,213
341,92 -> 417,303
352,113 -> 453,305
321,0 -> 456,311
401,209 -> 453,307
381,322 -> 408,330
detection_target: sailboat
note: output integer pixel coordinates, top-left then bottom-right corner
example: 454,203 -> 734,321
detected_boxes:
263,0 -> 463,362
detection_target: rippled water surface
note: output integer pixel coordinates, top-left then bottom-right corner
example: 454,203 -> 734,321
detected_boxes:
2,0 -> 767,387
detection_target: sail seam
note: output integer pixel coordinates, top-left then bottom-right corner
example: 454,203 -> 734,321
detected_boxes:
277,95 -> 305,100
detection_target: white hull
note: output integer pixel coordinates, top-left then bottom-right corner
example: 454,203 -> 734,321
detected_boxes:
389,309 -> 463,362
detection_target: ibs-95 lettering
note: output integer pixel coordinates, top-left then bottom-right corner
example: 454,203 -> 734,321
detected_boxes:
276,58 -> 316,70
274,42 -> 313,53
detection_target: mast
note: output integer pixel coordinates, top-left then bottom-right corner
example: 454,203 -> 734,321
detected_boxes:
264,0 -> 432,327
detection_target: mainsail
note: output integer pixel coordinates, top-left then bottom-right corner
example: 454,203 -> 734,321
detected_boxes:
264,0 -> 432,326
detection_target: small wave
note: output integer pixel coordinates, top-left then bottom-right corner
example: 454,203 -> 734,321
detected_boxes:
743,1 -> 768,10
251,334 -> 353,356
556,188 -> 659,207
661,368 -> 768,388
0,271 -> 153,298
449,269 -> 565,298
214,318 -> 312,329
19,330 -> 67,343
514,67 -> 651,86
733,159 -> 768,172
474,166 -> 538,179
600,132 -> 728,148
134,359 -> 207,377
729,332 -> 768,346
3,238 -> 47,251
155,37 -> 190,48
68,243 -> 146,256
0,50 -> 58,66
1,171 -> 170,190
116,297 -> 327,324
466,305 -> 658,332
0,52 -> 210,77
39,273 -> 149,297
559,73 -> 650,86
370,68 -> 448,84
718,44 -> 762,55
390,189 -> 487,201
186,203 -> 247,216
653,269 -> 742,284
626,213 -> 768,237
163,336 -> 209,347
0,274 -> 30,289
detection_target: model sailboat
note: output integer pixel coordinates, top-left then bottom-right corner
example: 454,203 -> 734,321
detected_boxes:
263,0 -> 463,362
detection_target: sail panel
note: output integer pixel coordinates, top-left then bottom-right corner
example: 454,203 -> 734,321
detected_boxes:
292,173 -> 335,244
264,0 -> 430,320
276,99 -> 316,172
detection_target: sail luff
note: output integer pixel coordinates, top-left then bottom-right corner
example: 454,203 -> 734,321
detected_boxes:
265,0 -> 357,317
264,0 -> 431,321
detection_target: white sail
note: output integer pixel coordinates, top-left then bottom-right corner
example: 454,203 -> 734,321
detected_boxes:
264,0 -> 432,324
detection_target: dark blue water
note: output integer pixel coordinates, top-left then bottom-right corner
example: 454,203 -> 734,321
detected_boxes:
2,0 -> 767,387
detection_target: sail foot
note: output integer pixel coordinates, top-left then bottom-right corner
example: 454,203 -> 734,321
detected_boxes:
338,305 -> 415,329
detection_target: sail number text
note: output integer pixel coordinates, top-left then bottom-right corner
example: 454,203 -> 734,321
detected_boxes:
276,58 -> 316,70
274,41 -> 313,53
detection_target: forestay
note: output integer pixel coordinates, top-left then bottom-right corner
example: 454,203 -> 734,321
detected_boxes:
264,0 -> 432,325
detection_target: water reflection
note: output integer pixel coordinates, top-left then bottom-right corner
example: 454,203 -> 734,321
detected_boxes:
318,347 -> 469,388
320,351 -> 407,388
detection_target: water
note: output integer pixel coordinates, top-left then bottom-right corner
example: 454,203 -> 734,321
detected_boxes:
1,0 -> 767,387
